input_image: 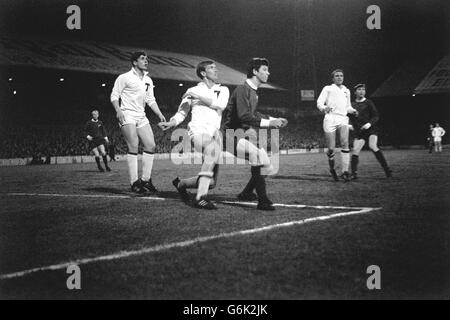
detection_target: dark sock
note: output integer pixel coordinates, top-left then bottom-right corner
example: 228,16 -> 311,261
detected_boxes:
102,155 -> 109,167
95,156 -> 102,169
241,166 -> 259,195
249,166 -> 270,202
351,155 -> 359,174
373,150 -> 389,173
327,151 -> 335,170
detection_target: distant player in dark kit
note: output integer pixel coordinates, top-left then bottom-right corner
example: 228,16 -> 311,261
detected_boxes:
85,110 -> 111,172
349,84 -> 391,179
427,124 -> 434,153
222,57 -> 288,211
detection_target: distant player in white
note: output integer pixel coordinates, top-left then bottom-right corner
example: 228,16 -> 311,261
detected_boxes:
317,69 -> 357,181
159,61 -> 229,209
432,123 -> 446,152
110,51 -> 166,194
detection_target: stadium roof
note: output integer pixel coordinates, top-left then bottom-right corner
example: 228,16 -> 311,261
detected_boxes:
372,54 -> 450,97
0,37 -> 284,90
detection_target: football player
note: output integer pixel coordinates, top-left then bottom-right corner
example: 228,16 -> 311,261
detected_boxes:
317,69 -> 357,182
159,61 -> 229,209
85,110 -> 111,172
432,123 -> 446,152
110,51 -> 166,194
349,84 -> 392,179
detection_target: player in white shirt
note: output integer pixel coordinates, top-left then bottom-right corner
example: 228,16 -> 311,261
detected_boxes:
317,69 -> 357,181
110,51 -> 166,194
432,123 -> 446,152
159,61 -> 229,209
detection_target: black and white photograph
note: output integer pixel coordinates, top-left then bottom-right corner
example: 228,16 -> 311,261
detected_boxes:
0,0 -> 449,304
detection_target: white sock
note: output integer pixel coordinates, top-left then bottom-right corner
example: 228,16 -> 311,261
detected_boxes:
127,153 -> 138,185
196,176 -> 211,200
341,150 -> 350,173
142,152 -> 154,181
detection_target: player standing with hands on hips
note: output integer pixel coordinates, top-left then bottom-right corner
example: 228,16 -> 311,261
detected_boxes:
85,109 -> 111,172
317,69 -> 357,182
110,51 -> 166,194
432,123 -> 446,153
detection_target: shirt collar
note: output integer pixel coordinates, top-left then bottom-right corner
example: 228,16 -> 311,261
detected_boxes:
332,83 -> 346,90
197,81 -> 220,89
131,68 -> 148,78
356,97 -> 366,102
246,79 -> 258,90
91,119 -> 98,122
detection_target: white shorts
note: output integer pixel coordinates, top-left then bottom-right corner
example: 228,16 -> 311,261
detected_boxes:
323,113 -> 349,133
188,123 -> 220,139
434,137 -> 442,142
119,111 -> 149,129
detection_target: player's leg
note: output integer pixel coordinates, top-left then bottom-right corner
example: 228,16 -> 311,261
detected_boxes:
92,147 -> 104,172
235,138 -> 259,200
338,124 -> 351,181
97,144 -> 111,171
369,134 -> 392,177
236,138 -> 274,210
121,123 -> 142,192
351,138 -> 365,179
325,131 -> 338,181
137,123 -> 158,193
436,140 -> 442,152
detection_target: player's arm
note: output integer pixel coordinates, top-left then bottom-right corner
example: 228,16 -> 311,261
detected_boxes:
235,87 -> 281,128
145,82 -> 166,123
441,128 -> 446,137
346,89 -> 358,114
85,121 -> 93,141
367,100 -> 379,126
110,75 -> 126,123
100,122 -> 109,143
316,87 -> 331,113
159,97 -> 191,131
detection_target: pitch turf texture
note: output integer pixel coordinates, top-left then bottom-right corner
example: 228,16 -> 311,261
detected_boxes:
0,150 -> 449,299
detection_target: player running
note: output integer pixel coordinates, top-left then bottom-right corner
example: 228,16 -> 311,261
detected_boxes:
159,61 -> 229,209
85,110 -> 111,172
110,51 -> 166,194
349,84 -> 392,179
222,57 -> 287,211
317,69 -> 357,182
432,123 -> 446,152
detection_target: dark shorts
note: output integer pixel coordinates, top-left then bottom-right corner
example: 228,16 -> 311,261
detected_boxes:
89,137 -> 106,150
353,127 -> 379,141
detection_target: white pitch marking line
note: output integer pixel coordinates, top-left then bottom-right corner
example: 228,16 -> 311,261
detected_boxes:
0,206 -> 381,280
6,193 -> 370,210
6,192 -> 166,201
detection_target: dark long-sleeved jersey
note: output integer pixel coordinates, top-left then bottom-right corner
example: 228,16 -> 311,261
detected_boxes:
349,98 -> 379,129
222,81 -> 269,131
85,119 -> 107,139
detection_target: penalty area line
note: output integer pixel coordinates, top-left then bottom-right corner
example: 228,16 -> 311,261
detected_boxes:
0,206 -> 381,281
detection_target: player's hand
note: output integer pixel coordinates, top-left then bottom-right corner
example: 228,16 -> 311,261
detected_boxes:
279,118 -> 288,128
87,135 -> 93,141
116,110 -> 126,124
347,107 -> 358,115
158,121 -> 175,131
158,114 -> 167,123
269,119 -> 283,128
348,125 -> 354,131
361,123 -> 371,130
323,106 -> 333,114
104,137 -> 109,144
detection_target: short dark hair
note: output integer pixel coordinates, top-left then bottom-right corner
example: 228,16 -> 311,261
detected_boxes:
130,51 -> 147,66
331,69 -> 344,79
196,60 -> 215,79
247,57 -> 269,78
354,83 -> 366,91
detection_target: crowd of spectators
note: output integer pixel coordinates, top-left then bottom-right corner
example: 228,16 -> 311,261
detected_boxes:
0,113 -> 327,159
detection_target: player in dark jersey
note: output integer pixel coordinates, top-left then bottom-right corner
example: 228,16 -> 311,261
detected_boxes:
85,110 -> 111,172
349,84 -> 391,179
222,58 -> 287,211
427,124 -> 434,153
